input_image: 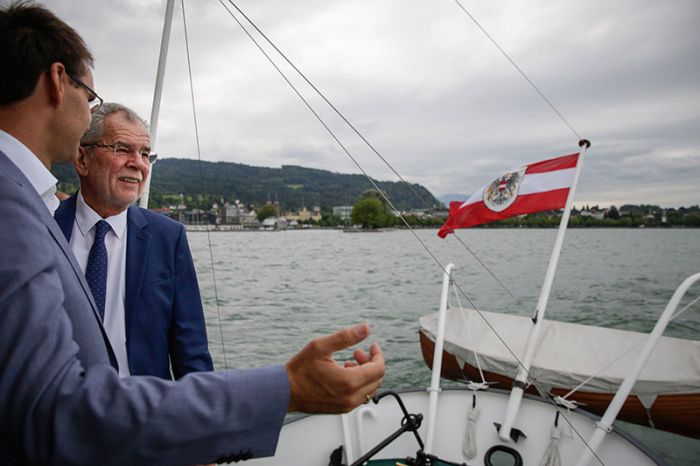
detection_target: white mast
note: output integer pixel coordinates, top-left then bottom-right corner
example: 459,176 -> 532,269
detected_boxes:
425,263 -> 454,454
498,139 -> 590,442
139,0 -> 176,209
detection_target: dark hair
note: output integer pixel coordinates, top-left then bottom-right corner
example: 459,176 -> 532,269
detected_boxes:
0,1 -> 94,105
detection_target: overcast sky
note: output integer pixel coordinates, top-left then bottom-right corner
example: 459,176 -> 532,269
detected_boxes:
44,0 -> 699,207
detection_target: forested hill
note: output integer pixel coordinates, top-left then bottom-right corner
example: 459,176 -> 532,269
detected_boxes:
52,158 -> 441,211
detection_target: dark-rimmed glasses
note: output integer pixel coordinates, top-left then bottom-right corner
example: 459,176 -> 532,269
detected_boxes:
66,71 -> 104,111
82,143 -> 158,165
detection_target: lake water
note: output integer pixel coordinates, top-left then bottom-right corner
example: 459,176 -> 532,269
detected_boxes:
188,228 -> 700,465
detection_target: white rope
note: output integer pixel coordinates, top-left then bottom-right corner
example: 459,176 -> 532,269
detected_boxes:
671,294 -> 700,320
539,422 -> 563,466
544,294 -> 700,402
559,334 -> 646,401
452,285 -> 489,385
462,398 -> 480,459
552,396 -> 581,410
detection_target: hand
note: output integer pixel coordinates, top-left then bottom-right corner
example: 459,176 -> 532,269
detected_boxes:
285,323 -> 384,414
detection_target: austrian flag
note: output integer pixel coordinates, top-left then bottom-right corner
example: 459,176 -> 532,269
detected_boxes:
437,153 -> 580,238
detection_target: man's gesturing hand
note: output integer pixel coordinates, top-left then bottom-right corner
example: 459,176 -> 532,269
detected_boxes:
285,323 -> 384,414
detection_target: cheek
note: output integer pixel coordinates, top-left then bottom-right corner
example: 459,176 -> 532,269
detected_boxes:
77,104 -> 91,134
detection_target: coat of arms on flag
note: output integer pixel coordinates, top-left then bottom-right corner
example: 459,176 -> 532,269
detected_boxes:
482,167 -> 527,212
437,152 -> 580,238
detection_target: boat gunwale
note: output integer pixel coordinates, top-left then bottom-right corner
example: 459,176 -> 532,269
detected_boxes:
281,385 -> 668,465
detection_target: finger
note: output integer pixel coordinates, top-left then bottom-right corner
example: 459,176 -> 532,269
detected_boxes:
353,348 -> 370,365
347,343 -> 385,385
368,342 -> 384,364
344,360 -> 358,368
355,378 -> 384,407
312,323 -> 370,356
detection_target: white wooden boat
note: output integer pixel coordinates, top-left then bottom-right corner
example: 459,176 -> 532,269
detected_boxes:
419,307 -> 700,440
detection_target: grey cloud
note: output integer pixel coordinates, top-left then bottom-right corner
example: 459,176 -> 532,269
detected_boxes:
45,0 -> 700,207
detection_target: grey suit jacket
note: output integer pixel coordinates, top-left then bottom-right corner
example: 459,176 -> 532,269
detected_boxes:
0,151 -> 289,465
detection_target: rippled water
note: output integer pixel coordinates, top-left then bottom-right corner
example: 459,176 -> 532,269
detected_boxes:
189,228 -> 700,465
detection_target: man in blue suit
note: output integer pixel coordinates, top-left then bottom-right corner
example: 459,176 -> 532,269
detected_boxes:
0,3 -> 384,465
55,102 -> 213,379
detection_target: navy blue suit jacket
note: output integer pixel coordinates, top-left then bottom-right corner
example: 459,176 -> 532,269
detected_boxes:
55,195 -> 213,379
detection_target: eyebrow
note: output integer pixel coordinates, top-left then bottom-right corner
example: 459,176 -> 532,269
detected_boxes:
114,141 -> 152,151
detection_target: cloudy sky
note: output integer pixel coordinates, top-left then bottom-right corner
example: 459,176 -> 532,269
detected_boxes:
45,0 -> 699,207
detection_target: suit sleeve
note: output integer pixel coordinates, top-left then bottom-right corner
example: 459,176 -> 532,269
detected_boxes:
0,182 -> 289,465
169,224 -> 215,378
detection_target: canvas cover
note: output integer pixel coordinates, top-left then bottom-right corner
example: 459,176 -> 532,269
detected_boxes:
420,308 -> 700,396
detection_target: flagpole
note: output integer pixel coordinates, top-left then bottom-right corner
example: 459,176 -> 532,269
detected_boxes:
139,0 -> 175,209
498,139 -> 590,442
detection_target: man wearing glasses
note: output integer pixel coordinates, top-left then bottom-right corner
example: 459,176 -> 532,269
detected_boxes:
54,103 -> 214,380
0,2 -> 383,465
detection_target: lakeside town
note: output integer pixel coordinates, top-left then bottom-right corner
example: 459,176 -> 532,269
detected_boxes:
150,192 -> 700,231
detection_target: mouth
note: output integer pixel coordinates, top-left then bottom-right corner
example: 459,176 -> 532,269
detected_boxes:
118,176 -> 142,184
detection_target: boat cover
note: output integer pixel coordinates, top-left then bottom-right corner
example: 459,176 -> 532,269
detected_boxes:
420,308 -> 700,396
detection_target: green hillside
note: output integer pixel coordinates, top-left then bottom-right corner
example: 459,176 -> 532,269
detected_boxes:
52,158 -> 441,211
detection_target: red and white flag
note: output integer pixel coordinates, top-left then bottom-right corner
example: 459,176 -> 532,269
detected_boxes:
437,152 -> 580,238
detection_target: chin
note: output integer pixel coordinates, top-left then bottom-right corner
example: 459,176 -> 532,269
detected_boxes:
58,148 -> 80,164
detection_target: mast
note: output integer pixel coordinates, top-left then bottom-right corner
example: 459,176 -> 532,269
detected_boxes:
425,263 -> 454,454
498,139 -> 590,442
139,0 -> 176,209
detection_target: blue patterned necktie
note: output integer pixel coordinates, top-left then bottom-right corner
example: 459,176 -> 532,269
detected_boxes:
86,220 -> 110,321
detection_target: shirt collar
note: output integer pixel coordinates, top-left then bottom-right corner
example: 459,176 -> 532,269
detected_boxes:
75,191 -> 128,239
0,129 -> 59,214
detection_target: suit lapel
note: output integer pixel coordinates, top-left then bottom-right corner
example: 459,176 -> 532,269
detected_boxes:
52,195 -> 100,316
54,194 -> 77,242
125,205 -> 151,341
0,155 -> 119,369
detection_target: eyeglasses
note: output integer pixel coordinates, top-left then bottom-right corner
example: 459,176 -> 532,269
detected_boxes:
66,71 -> 104,111
82,143 -> 158,165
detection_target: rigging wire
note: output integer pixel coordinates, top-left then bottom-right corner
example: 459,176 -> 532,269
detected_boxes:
451,0 -> 582,141
215,0 -> 482,314
214,4 -> 603,463
181,0 -> 228,369
220,0 -> 519,303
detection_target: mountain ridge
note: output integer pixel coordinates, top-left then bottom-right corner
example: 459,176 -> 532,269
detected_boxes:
52,157 -> 442,211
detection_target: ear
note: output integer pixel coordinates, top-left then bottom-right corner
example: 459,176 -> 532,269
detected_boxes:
45,62 -> 67,107
74,146 -> 90,177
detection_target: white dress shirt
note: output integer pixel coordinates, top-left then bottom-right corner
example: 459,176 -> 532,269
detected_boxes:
70,192 -> 131,376
0,129 -> 59,214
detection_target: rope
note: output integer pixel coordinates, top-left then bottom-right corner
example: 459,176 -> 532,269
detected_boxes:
216,0 -> 533,379
558,293 -> 699,401
219,0 -> 519,303
672,294 -> 700,320
451,0 -> 582,142
181,0 -> 228,369
462,400 -> 480,459
452,285 -> 488,385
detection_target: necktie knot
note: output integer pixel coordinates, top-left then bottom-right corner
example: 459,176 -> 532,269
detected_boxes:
94,220 -> 111,241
